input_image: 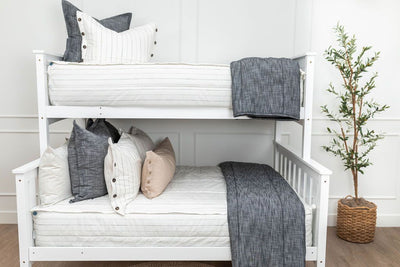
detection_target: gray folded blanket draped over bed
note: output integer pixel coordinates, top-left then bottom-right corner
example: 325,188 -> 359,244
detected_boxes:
230,57 -> 301,120
219,162 -> 305,267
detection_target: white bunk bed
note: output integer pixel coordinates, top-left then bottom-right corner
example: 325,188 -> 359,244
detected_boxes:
12,50 -> 331,267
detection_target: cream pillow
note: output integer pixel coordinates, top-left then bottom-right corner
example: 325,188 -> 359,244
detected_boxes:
126,126 -> 155,161
38,143 -> 72,205
77,11 -> 156,64
104,133 -> 142,215
141,137 -> 176,199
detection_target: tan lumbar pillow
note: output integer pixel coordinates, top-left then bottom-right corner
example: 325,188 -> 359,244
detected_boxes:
141,137 -> 176,199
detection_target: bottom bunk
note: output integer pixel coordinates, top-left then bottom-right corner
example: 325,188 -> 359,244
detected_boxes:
13,142 -> 330,267
31,166 -> 313,248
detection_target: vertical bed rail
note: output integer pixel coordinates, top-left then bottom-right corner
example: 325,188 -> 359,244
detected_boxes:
12,159 -> 40,267
274,52 -> 316,167
300,53 -> 315,160
33,50 -> 62,155
274,141 -> 331,267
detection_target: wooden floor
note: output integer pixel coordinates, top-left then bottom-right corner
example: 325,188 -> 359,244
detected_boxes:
1,224 -> 399,267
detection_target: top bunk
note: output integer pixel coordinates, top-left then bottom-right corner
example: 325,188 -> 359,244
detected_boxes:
34,50 -> 316,121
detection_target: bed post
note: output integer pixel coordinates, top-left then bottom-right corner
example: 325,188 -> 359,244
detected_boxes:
273,121 -> 282,170
13,160 -> 39,267
316,173 -> 330,267
34,51 -> 50,155
302,53 -> 315,160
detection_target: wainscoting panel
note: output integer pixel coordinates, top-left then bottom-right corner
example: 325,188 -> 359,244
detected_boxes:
194,132 -> 273,166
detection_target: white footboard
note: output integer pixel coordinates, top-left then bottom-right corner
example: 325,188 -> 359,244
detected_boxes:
275,141 -> 331,267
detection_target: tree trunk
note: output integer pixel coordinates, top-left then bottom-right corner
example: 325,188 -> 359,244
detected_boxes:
352,168 -> 358,200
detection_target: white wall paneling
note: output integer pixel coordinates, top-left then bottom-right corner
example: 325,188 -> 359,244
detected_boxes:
1,0 -> 399,226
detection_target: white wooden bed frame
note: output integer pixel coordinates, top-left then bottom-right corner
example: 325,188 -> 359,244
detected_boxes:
12,51 -> 331,267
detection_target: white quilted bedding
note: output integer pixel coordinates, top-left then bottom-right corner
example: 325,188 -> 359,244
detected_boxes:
48,62 -> 232,107
32,166 -> 313,247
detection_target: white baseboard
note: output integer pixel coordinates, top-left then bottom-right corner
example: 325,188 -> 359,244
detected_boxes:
328,213 -> 400,227
0,211 -> 17,224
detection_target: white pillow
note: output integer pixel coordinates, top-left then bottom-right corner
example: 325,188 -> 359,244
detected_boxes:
126,126 -> 155,161
104,133 -> 142,215
38,144 -> 72,205
77,11 -> 156,64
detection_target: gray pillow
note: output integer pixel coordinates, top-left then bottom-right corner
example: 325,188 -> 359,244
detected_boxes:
86,119 -> 120,143
61,0 -> 132,62
68,121 -> 109,202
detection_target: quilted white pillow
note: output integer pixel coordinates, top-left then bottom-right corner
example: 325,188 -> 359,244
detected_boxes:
38,144 -> 72,205
77,11 -> 156,64
104,133 -> 142,215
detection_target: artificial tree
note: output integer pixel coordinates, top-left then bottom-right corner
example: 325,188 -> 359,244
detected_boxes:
322,24 -> 389,204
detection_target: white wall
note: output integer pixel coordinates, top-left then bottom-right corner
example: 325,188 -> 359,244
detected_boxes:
309,0 -> 400,226
0,0 -> 399,226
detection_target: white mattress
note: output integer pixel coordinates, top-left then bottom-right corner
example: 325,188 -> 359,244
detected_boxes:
32,166 -> 313,247
48,62 -> 232,107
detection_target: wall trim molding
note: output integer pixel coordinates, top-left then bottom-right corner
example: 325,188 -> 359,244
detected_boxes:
313,116 -> 400,121
329,195 -> 397,200
312,132 -> 399,137
328,213 -> 400,227
0,193 -> 16,197
0,130 -> 70,134
1,130 -> 398,137
3,115 -> 400,121
0,114 -> 37,118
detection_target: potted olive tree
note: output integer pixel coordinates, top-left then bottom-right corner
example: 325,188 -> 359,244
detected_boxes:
322,24 -> 389,243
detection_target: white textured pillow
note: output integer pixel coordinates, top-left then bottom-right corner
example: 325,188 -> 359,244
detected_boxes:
38,144 -> 72,205
104,133 -> 142,215
126,126 -> 155,161
77,11 -> 156,64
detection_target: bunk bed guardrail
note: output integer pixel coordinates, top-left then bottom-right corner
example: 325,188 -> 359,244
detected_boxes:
33,50 -> 316,158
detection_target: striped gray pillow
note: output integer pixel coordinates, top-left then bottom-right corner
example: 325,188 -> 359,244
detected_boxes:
68,121 -> 109,203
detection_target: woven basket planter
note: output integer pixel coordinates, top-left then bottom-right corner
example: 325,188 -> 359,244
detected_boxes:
336,196 -> 377,243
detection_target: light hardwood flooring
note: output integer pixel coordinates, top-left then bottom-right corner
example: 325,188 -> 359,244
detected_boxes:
1,225 -> 399,267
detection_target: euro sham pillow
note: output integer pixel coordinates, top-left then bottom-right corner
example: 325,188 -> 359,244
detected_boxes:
141,137 -> 176,199
61,0 -> 132,62
104,133 -> 142,215
126,126 -> 155,161
68,121 -> 109,203
86,118 -> 120,143
38,143 -> 72,205
77,11 -> 156,64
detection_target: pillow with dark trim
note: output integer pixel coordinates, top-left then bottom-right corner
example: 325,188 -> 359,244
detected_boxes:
61,0 -> 132,62
68,121 -> 109,202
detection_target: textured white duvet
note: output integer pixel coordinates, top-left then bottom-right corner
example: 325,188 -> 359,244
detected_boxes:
32,166 -> 313,247
48,62 -> 232,107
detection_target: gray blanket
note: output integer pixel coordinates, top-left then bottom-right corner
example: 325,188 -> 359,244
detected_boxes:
230,57 -> 301,120
219,162 -> 305,267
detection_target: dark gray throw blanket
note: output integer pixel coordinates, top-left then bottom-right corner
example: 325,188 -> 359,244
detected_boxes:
219,162 -> 305,267
230,57 -> 301,120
